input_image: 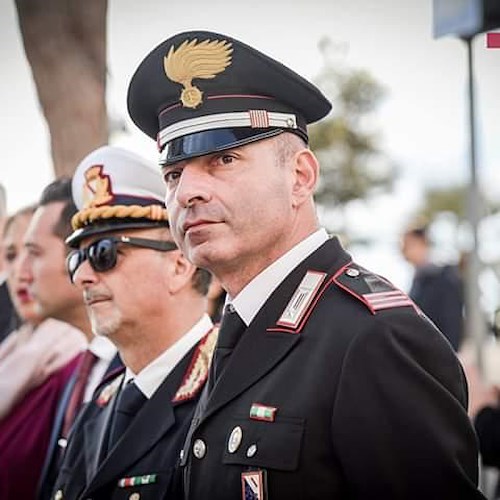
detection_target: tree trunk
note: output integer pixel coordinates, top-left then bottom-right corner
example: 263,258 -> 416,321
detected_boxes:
14,0 -> 108,178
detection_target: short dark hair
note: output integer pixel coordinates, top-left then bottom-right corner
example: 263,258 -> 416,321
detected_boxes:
38,177 -> 77,241
405,226 -> 428,242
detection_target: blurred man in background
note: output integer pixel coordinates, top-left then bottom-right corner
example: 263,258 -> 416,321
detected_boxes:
401,224 -> 464,351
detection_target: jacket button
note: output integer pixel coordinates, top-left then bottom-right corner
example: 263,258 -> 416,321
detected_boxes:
129,493 -> 140,500
54,491 -> 63,500
193,438 -> 207,459
246,444 -> 257,457
345,268 -> 360,277
228,426 -> 243,453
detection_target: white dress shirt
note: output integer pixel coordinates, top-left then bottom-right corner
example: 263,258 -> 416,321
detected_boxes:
83,335 -> 118,403
124,313 -> 213,399
230,228 -> 329,326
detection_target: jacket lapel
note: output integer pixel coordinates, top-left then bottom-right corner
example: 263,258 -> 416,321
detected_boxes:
83,383 -> 119,482
86,377 -> 177,491
84,327 -> 216,493
202,238 -> 350,420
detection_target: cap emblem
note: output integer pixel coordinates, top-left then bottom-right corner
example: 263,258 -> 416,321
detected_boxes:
163,38 -> 233,109
82,165 -> 113,208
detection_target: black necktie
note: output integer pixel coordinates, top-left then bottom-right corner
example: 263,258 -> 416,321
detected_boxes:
107,379 -> 146,452
211,304 -> 246,385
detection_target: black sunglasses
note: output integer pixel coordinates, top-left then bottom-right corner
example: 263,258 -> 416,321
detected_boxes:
66,235 -> 178,283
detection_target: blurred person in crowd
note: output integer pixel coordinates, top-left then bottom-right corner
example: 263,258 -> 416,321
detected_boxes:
401,224 -> 464,351
461,339 -> 500,499
127,30 -> 484,499
52,146 -> 215,500
22,179 -> 121,500
0,204 -> 86,500
0,183 -> 18,341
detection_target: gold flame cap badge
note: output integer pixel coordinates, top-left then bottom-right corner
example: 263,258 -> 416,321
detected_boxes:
164,38 -> 233,109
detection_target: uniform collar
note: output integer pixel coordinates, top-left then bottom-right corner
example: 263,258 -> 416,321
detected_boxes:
230,228 -> 329,326
88,335 -> 117,362
124,313 -> 213,398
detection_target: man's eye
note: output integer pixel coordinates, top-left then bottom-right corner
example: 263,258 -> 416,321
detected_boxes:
220,154 -> 234,165
164,170 -> 181,184
4,250 -> 16,263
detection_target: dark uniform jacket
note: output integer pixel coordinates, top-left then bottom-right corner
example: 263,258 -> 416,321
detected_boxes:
181,238 -> 483,500
52,327 -> 217,500
409,263 -> 464,351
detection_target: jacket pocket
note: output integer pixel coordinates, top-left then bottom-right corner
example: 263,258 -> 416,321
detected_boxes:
222,415 -> 304,471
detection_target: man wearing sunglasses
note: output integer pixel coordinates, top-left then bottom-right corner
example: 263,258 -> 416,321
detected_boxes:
51,145 -> 216,500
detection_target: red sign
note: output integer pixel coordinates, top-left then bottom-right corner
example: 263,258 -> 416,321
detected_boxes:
487,32 -> 500,48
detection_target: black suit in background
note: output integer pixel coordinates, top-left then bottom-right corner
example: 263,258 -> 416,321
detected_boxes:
0,280 -> 18,342
52,330 -> 216,500
181,238 -> 483,500
409,263 -> 464,351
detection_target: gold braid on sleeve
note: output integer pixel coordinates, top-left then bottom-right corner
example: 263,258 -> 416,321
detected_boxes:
71,204 -> 168,230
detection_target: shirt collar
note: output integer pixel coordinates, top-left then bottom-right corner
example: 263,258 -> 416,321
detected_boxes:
88,335 -> 117,362
124,313 -> 213,398
230,228 -> 329,326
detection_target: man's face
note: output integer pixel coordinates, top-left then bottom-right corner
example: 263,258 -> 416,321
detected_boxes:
71,228 -> 177,340
22,202 -> 83,322
162,137 -> 296,278
401,233 -> 427,267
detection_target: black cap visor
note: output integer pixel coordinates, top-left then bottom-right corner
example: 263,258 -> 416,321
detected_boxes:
159,126 -> 309,165
66,220 -> 169,248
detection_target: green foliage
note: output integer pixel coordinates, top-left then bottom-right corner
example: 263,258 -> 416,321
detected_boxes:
310,38 -> 394,208
415,185 -> 499,224
420,186 -> 468,221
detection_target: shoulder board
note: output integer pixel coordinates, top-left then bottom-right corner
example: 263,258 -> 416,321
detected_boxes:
172,325 -> 219,403
333,262 -> 416,315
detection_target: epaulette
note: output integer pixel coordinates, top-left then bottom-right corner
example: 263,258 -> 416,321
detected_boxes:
333,262 -> 416,315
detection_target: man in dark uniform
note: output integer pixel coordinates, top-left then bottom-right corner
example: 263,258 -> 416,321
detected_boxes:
127,31 -> 484,499
51,146 -> 216,500
401,224 -> 464,351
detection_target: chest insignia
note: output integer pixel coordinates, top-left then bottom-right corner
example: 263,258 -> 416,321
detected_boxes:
249,403 -> 277,422
118,474 -> 157,487
241,470 -> 267,500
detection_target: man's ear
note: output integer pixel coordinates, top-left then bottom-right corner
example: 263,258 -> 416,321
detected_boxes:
291,149 -> 319,208
167,251 -> 197,294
